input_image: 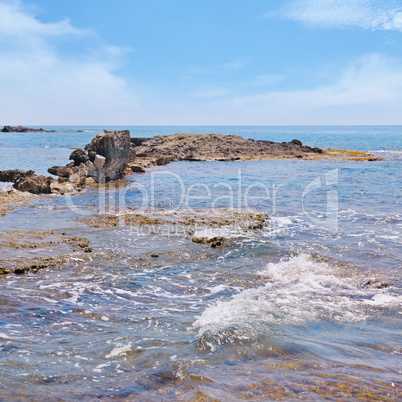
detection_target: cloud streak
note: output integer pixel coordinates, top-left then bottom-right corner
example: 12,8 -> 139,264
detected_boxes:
0,0 -> 138,125
0,0 -> 89,41
279,0 -> 402,31
189,54 -> 402,125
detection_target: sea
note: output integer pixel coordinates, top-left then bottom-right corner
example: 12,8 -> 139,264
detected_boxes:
0,126 -> 401,400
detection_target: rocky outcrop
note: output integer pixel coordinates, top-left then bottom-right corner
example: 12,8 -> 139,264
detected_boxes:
0,169 -> 27,182
13,172 -> 52,194
84,130 -> 133,180
1,130 -> 135,195
133,133 -> 323,163
1,125 -> 55,133
69,149 -> 89,166
48,129 -> 134,183
0,169 -> 52,194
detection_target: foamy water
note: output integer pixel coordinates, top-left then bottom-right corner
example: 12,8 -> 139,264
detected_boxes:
194,254 -> 401,341
0,126 -> 401,399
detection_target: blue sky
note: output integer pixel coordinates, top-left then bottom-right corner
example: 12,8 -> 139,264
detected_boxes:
1,0 -> 402,125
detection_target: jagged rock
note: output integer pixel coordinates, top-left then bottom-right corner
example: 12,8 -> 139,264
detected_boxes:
85,130 -> 132,181
13,173 -> 52,194
47,130 -> 134,185
48,166 -> 73,178
0,169 -> 52,194
76,160 -> 96,178
134,133 -> 323,162
0,169 -> 27,182
69,149 -> 89,166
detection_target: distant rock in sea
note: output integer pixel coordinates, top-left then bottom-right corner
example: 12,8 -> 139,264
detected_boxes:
1,125 -> 56,133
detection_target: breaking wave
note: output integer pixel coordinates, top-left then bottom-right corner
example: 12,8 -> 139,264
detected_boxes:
193,254 -> 401,343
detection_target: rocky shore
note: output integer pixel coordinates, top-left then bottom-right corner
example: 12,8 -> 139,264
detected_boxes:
130,133 -> 380,168
133,134 -> 322,162
0,129 -> 380,199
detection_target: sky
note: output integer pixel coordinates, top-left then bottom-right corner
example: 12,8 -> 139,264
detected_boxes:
1,0 -> 402,125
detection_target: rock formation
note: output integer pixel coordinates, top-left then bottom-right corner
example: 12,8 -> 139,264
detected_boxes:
84,130 -> 133,180
0,130 -> 135,193
0,169 -> 52,194
1,129 -> 377,196
132,133 -> 323,163
48,129 -> 134,183
1,125 -> 55,133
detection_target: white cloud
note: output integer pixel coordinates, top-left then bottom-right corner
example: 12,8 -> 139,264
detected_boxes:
176,54 -> 402,125
0,0 -> 89,41
0,0 -> 139,125
279,0 -> 402,31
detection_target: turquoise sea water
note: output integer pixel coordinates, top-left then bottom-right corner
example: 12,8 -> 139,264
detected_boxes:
0,126 -> 401,399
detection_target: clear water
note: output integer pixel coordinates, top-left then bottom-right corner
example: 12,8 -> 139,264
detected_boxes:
0,126 -> 401,400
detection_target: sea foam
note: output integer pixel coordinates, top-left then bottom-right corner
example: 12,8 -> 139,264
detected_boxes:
193,254 -> 401,338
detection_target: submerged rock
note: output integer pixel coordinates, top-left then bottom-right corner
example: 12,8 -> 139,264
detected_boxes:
192,236 -> 226,248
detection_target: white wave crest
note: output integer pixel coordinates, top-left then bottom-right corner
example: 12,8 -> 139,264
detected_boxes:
193,254 -> 401,337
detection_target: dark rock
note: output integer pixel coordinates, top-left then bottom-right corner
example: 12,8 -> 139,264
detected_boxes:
0,169 -> 27,182
13,174 -> 52,194
130,166 -> 145,173
0,169 -> 49,194
1,125 -> 55,133
365,279 -> 390,289
85,130 -> 131,181
311,147 -> 323,154
69,149 -> 89,166
208,236 -> 225,248
131,137 -> 152,146
290,139 -> 302,146
48,166 -> 72,178
88,151 -> 96,162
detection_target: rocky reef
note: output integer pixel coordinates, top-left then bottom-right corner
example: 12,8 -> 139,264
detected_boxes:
0,129 -> 380,197
132,133 -> 323,163
1,125 -> 56,133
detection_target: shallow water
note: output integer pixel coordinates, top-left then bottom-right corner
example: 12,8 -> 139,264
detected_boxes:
0,126 -> 401,400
